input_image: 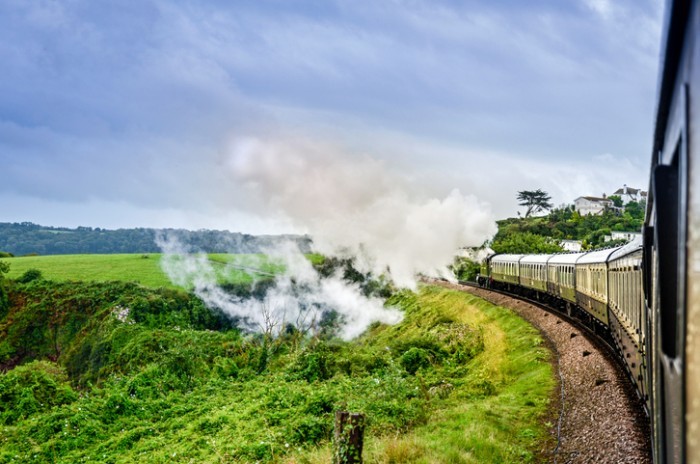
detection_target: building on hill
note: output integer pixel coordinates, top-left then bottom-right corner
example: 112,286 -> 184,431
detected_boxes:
612,185 -> 647,204
574,196 -> 613,215
559,240 -> 583,252
604,231 -> 642,243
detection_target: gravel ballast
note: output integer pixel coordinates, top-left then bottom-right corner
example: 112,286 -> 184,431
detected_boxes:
439,282 -> 651,463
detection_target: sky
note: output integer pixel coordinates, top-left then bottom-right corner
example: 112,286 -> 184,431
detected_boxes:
0,0 -> 664,235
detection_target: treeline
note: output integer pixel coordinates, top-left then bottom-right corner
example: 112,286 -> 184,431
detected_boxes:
0,222 -> 312,256
490,201 -> 646,254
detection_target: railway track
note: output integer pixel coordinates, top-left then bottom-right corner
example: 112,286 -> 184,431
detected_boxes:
433,280 -> 651,463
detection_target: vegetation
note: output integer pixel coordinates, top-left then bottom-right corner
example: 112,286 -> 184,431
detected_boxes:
0,260 -> 8,317
517,190 -> 553,218
491,200 -> 646,253
451,257 -> 481,282
0,222 -> 311,256
3,254 -> 291,290
608,195 -> 623,208
491,232 -> 563,255
0,279 -> 555,463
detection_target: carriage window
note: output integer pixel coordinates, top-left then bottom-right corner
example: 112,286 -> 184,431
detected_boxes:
654,142 -> 684,358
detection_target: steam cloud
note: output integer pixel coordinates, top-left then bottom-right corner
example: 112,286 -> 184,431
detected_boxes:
156,233 -> 402,340
157,135 -> 495,339
226,136 -> 497,288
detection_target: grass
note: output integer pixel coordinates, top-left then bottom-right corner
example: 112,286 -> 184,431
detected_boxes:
0,279 -> 556,463
1,253 -> 314,289
4,254 -> 176,288
349,286 -> 557,463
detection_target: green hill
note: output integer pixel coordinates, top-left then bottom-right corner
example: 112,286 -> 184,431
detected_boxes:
491,201 -> 646,254
0,275 -> 555,463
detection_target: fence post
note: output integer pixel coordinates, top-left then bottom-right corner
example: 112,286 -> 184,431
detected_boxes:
333,411 -> 365,464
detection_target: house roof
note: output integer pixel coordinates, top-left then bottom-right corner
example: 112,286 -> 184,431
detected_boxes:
613,186 -> 647,196
574,196 -> 612,203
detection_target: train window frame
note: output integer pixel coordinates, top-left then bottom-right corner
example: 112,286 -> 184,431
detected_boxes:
653,83 -> 688,361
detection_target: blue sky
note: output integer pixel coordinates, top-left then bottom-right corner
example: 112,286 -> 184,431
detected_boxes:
1,0 -> 663,233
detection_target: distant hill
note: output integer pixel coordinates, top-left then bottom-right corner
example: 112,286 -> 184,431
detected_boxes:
490,201 -> 646,254
0,222 -> 312,256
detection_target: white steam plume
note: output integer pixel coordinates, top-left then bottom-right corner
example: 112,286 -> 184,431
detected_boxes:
226,136 -> 497,288
156,232 -> 402,339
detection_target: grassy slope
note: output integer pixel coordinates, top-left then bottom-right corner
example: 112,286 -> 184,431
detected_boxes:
2,254 -> 304,289
0,283 -> 555,463
358,286 -> 555,463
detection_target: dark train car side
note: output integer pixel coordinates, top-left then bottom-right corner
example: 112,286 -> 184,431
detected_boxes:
644,0 -> 699,462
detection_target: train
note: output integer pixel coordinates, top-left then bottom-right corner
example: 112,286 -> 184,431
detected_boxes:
477,238 -> 648,420
477,1 -> 700,462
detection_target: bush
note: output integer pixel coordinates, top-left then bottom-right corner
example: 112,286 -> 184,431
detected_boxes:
16,268 -> 43,283
289,342 -> 337,382
452,257 -> 480,281
0,261 -> 8,317
0,361 -> 77,425
400,347 -> 432,375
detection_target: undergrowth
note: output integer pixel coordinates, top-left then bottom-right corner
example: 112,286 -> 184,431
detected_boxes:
0,282 -> 554,463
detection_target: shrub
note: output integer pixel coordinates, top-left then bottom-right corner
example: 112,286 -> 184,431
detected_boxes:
16,268 -> 43,283
0,262 -> 8,317
452,257 -> 481,282
289,342 -> 337,382
400,347 -> 432,375
0,361 -> 77,425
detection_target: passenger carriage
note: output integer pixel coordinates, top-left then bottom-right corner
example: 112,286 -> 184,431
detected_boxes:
519,254 -> 551,293
547,252 -> 584,305
489,254 -> 522,288
575,248 -> 617,325
608,237 -> 648,411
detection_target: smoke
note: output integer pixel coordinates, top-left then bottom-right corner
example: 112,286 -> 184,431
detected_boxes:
226,136 -> 497,288
156,135 -> 495,339
156,232 -> 402,340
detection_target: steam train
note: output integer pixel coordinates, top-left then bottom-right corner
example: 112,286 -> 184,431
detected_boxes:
478,2 -> 699,461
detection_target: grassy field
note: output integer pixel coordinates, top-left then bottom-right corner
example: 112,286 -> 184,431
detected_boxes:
0,282 -> 556,463
1,253 -> 299,289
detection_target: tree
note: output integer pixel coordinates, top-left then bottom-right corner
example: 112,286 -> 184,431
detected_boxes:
624,200 -> 645,220
608,195 -> 623,208
0,260 -> 9,315
517,189 -> 553,217
491,232 -> 563,254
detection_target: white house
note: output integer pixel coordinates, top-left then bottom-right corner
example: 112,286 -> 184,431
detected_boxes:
574,196 -> 613,215
560,240 -> 583,252
604,231 -> 642,243
612,185 -> 647,204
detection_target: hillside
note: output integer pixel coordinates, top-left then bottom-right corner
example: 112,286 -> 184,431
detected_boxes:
490,201 -> 645,254
0,222 -> 311,256
0,276 -> 555,463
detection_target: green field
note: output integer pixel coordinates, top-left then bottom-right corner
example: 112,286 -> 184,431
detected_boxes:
2,253 -> 294,289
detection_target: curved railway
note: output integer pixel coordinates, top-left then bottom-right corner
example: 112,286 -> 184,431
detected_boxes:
455,4 -> 700,461
441,281 -> 651,463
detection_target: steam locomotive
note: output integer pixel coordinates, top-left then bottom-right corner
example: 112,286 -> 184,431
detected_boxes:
479,2 -> 699,462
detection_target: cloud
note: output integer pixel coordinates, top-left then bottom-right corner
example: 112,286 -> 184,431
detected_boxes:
0,0 -> 662,231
